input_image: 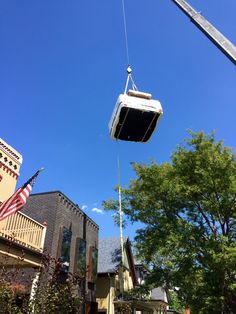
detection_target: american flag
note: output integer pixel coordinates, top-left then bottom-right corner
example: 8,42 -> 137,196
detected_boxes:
0,169 -> 43,221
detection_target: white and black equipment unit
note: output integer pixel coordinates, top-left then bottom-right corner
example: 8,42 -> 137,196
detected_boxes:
109,66 -> 163,143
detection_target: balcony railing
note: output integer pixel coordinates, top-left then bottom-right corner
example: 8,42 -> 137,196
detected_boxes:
0,211 -> 46,252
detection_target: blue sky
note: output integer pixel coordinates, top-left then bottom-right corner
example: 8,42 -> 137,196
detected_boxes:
1,0 -> 236,240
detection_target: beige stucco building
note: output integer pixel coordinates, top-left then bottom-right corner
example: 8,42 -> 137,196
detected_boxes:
0,138 -> 46,268
96,237 -> 137,314
96,237 -> 169,314
0,138 -> 23,202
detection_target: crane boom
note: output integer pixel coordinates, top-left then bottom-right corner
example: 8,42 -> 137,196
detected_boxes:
172,0 -> 236,65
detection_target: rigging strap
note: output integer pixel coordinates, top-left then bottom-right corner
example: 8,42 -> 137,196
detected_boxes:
124,65 -> 138,94
121,1 -> 138,94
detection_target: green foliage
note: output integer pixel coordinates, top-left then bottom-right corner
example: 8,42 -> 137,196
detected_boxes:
0,254 -> 84,314
117,302 -> 132,314
32,280 -> 81,314
0,282 -> 27,314
169,290 -> 184,313
123,285 -> 151,300
31,257 -> 83,313
104,131 -> 236,314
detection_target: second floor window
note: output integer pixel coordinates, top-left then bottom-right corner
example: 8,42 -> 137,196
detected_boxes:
88,246 -> 98,282
76,238 -> 86,277
60,226 -> 72,272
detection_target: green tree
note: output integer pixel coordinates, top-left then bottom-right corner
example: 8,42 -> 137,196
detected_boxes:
104,131 -> 236,314
169,290 -> 184,313
0,253 -> 83,314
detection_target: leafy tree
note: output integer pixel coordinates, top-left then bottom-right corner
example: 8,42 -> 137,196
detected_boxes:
117,303 -> 132,314
169,290 -> 184,313
104,131 -> 236,314
0,253 -> 84,314
0,281 -> 27,314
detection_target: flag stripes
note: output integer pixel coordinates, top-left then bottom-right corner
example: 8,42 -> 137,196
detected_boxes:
0,169 -> 42,221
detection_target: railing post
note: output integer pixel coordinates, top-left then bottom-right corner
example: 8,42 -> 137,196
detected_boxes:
40,222 -> 47,251
0,211 -> 47,252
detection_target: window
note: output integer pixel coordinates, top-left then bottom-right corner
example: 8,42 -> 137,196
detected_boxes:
59,226 -> 72,272
88,282 -> 95,291
88,246 -> 98,282
76,238 -> 86,276
92,247 -> 98,281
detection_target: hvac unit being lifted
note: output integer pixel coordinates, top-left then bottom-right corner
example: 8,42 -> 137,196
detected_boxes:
109,67 -> 163,143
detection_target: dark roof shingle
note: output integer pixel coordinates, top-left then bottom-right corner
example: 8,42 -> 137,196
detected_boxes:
98,237 -> 127,273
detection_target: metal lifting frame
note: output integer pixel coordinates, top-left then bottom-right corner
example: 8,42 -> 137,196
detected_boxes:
172,0 -> 236,65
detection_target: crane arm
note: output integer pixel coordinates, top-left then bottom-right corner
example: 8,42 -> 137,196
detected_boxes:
172,0 -> 236,65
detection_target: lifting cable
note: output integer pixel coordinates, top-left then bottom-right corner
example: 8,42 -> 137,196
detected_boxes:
121,0 -> 130,66
121,0 -> 138,93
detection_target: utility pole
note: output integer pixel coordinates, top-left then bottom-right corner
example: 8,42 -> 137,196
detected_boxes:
172,0 -> 236,65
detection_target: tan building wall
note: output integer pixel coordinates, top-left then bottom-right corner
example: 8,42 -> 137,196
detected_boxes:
97,276 -> 116,314
0,138 -> 22,202
97,268 -> 134,313
123,268 -> 134,291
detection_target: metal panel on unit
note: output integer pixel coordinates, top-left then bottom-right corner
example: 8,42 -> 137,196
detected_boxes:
109,90 -> 163,143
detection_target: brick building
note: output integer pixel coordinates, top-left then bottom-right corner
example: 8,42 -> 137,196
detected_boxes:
22,191 -> 99,312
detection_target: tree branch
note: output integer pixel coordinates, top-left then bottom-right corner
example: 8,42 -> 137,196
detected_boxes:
196,202 -> 217,238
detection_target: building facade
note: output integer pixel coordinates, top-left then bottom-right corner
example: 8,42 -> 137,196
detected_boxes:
96,237 -> 137,314
96,237 -> 169,314
22,191 -> 99,311
0,138 -> 46,269
0,138 -> 22,202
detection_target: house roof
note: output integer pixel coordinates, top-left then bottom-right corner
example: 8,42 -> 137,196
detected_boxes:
151,287 -> 168,303
98,237 -> 138,285
98,237 -> 126,273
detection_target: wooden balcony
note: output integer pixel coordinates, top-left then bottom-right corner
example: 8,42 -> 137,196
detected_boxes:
0,211 -> 46,267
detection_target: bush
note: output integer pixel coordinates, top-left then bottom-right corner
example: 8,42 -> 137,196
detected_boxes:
0,253 -> 85,314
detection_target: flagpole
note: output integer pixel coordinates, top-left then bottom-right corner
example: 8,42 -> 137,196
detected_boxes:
24,167 -> 44,187
117,156 -> 124,296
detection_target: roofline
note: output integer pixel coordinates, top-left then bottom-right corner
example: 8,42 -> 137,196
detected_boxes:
0,138 -> 23,164
29,191 -> 99,229
134,263 -> 150,273
99,236 -> 129,242
98,272 -> 116,276
125,239 -> 138,286
30,190 -> 61,197
149,300 -> 168,305
114,299 -> 169,305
